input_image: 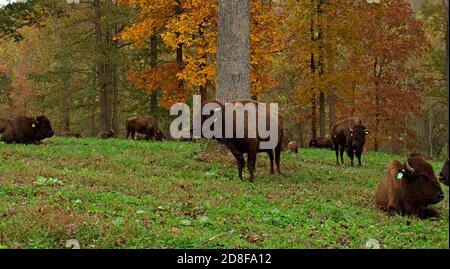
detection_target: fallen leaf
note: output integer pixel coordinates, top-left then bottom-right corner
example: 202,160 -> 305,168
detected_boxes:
172,227 -> 181,234
116,237 -> 126,245
246,235 -> 260,243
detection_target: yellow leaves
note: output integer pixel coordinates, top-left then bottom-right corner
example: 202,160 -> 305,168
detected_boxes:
119,0 -> 285,102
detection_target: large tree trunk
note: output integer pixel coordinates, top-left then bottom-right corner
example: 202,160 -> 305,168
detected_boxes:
150,34 -> 158,114
216,0 -> 251,102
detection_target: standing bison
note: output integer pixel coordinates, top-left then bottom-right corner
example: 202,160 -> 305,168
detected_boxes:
126,115 -> 166,141
375,154 -> 444,219
0,117 -> 12,134
200,99 -> 283,182
309,137 -> 333,149
439,159 -> 449,186
1,115 -> 54,144
331,117 -> 369,166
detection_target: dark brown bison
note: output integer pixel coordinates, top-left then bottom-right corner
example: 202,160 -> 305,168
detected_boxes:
0,116 -> 12,134
287,140 -> 298,153
200,99 -> 283,182
1,115 -> 54,144
375,154 -> 444,219
97,130 -> 114,139
331,117 -> 369,166
59,132 -> 82,138
439,159 -> 449,186
309,137 -> 333,149
126,115 -> 166,141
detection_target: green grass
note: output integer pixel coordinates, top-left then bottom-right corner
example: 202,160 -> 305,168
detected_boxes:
0,137 -> 448,249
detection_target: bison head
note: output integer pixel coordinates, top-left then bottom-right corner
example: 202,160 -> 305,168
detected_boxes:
439,159 -> 449,186
155,128 -> 167,141
199,100 -> 225,138
33,115 -> 54,140
308,139 -> 315,147
349,125 -> 369,151
397,154 -> 444,204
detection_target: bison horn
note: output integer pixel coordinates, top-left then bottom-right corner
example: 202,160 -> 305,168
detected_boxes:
405,158 -> 415,173
349,126 -> 353,132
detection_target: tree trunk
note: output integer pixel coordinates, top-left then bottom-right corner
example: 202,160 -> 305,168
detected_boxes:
216,0 -> 251,102
93,0 -> 109,132
91,66 -> 97,136
319,91 -> 326,137
111,65 -> 119,136
175,0 -> 184,93
150,34 -> 158,114
62,77 -> 70,132
311,94 -> 317,140
328,89 -> 336,131
444,0 -> 449,156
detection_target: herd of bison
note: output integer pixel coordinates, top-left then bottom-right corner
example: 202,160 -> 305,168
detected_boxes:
0,99 -> 449,221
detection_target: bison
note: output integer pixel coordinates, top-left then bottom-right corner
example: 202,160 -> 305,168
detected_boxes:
309,137 -> 333,149
1,115 -> 54,144
200,99 -> 283,182
375,154 -> 444,219
97,130 -> 114,139
59,131 -> 82,138
331,117 -> 369,166
0,116 -> 12,134
287,140 -> 298,153
126,115 -> 166,141
439,159 -> 449,186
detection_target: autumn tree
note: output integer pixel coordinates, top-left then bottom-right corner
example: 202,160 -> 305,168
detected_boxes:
119,0 -> 285,108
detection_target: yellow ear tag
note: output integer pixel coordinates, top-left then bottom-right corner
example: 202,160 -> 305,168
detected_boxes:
32,123 -> 36,128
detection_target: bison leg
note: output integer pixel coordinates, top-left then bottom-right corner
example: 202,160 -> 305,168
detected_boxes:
131,130 -> 136,140
267,150 -> 274,175
339,146 -> 345,165
356,151 -> 362,166
334,144 -> 340,164
231,151 -> 245,180
126,130 -> 131,139
247,152 -> 257,183
275,143 -> 282,174
420,207 -> 442,219
387,206 -> 397,217
347,150 -> 354,166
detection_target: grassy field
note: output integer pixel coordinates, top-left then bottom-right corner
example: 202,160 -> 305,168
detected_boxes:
0,137 -> 448,249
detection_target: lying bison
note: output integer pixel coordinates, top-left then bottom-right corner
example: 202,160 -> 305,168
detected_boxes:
1,115 -> 54,144
331,117 -> 369,166
126,115 -> 166,141
375,154 -> 444,219
309,137 -> 333,149
200,99 -> 283,182
287,140 -> 298,153
0,117 -> 12,134
97,130 -> 114,139
439,159 -> 449,186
